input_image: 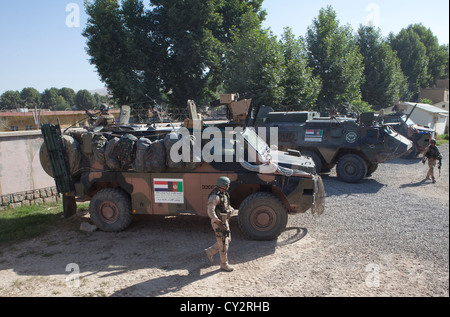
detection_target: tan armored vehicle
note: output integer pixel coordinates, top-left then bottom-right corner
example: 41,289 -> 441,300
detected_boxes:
40,99 -> 324,240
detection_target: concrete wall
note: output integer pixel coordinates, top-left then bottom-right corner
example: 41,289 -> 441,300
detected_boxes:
0,130 -> 60,210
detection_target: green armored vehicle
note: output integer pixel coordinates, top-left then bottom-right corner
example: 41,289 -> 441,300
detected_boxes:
254,110 -> 413,183
379,103 -> 435,158
40,102 -> 324,241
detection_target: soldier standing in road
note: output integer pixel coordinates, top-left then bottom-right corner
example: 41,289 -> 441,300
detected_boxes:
422,139 -> 442,183
204,177 -> 235,272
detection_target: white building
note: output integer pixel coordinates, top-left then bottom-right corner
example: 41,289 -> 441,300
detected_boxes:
384,102 -> 449,135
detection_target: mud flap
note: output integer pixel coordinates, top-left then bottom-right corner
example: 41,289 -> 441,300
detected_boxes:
311,175 -> 325,215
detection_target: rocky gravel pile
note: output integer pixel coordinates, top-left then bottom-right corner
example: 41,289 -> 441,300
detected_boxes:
0,145 -> 448,297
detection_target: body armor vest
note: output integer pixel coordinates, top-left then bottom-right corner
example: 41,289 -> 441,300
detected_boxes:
209,187 -> 231,219
425,145 -> 441,159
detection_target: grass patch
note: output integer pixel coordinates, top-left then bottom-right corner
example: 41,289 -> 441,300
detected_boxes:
0,203 -> 64,245
436,133 -> 449,146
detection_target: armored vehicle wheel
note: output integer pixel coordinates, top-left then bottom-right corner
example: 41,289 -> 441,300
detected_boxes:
336,154 -> 368,183
238,193 -> 288,241
89,188 -> 132,232
302,151 -> 322,174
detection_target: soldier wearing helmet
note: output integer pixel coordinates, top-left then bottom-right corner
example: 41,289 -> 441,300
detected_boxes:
422,139 -> 442,183
204,176 -> 235,272
94,103 -> 115,128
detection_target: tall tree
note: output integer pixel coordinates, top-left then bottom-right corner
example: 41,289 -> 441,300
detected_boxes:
75,90 -> 96,110
407,24 -> 448,86
442,44 -> 449,79
41,88 -> 60,110
59,88 -> 77,109
20,87 -> 42,108
389,28 -> 428,101
224,12 -> 284,107
357,26 -> 407,109
279,27 -> 321,110
83,0 -> 267,107
84,0 -> 157,105
149,0 -> 225,106
0,91 -> 22,110
306,6 -> 364,112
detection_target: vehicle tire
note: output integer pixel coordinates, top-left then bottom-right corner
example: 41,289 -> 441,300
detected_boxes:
336,154 -> 368,183
63,195 -> 77,218
89,188 -> 132,232
301,151 -> 323,174
238,192 -> 288,241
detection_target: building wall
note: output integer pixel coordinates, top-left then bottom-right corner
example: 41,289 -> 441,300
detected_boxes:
0,131 -> 59,210
407,107 -> 448,135
420,88 -> 449,104
0,109 -> 120,132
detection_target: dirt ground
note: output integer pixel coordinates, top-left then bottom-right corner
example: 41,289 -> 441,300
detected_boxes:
0,145 -> 448,298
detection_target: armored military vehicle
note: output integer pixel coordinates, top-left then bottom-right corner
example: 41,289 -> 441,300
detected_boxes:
253,110 -> 413,183
379,103 -> 434,158
40,101 -> 325,241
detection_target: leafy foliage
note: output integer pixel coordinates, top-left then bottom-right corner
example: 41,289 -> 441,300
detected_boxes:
357,26 -> 407,109
306,6 -> 364,112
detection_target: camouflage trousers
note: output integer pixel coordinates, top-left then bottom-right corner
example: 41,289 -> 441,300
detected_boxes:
426,158 -> 437,180
207,219 -> 231,265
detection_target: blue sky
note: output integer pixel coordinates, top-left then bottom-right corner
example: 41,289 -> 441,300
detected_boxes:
0,0 -> 449,95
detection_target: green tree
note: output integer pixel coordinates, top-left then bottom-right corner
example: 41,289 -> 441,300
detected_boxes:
279,27 -> 321,110
75,89 -> 96,110
306,6 -> 364,112
389,28 -> 428,100
149,0 -> 225,106
0,90 -> 23,110
20,88 -> 42,108
407,24 -> 448,85
55,96 -> 70,111
224,12 -> 284,107
357,26 -> 407,109
41,88 -> 60,110
442,44 -> 449,79
59,87 -> 76,109
84,0 -> 157,105
83,0 -> 267,108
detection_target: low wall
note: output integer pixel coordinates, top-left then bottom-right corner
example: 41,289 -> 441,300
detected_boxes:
0,130 -> 60,211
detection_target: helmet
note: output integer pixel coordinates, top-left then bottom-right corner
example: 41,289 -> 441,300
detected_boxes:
216,176 -> 231,188
100,103 -> 110,112
430,139 -> 436,144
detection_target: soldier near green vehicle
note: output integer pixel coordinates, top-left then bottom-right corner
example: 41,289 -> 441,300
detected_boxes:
422,139 -> 443,183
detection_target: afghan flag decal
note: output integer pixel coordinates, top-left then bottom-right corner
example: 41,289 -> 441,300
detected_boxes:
304,129 -> 323,142
154,179 -> 184,203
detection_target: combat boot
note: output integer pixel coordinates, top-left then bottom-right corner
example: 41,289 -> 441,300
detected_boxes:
204,247 -> 217,265
220,263 -> 234,272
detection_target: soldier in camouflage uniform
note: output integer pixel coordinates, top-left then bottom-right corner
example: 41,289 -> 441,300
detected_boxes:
94,104 -> 115,128
204,177 -> 234,272
422,139 -> 442,183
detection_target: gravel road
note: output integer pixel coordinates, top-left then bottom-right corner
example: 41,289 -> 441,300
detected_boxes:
0,144 -> 448,297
